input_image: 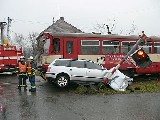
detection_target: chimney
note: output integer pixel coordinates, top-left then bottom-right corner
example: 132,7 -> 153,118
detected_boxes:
60,17 -> 64,21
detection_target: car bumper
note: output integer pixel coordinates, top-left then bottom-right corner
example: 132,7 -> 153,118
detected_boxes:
46,73 -> 56,79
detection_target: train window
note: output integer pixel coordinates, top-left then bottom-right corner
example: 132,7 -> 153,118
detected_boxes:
122,41 -> 136,54
139,41 -> 152,53
43,38 -> 50,54
66,41 -> 73,54
81,40 -> 100,54
102,40 -> 120,54
53,38 -> 60,54
154,42 -> 160,53
81,40 -> 99,46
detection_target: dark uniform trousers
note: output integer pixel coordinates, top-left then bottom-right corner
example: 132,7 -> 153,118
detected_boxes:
18,72 -> 27,88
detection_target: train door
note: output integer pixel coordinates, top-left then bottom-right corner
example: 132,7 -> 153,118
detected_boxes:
63,38 -> 78,59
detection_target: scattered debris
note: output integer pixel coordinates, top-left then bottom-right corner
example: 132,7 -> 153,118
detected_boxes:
104,68 -> 133,91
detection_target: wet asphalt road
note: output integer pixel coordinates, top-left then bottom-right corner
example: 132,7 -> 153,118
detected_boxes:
0,74 -> 160,120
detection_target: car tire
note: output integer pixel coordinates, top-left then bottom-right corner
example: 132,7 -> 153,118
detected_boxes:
56,74 -> 69,87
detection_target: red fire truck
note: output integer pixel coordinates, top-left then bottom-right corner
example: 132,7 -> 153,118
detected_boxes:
38,32 -> 160,76
0,45 -> 23,74
0,20 -> 23,74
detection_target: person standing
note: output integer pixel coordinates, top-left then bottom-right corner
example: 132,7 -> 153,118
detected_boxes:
16,56 -> 27,90
27,56 -> 36,92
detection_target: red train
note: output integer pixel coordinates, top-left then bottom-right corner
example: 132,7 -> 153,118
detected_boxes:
38,32 -> 160,76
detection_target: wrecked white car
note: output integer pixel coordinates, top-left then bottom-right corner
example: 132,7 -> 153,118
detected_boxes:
46,59 -> 108,87
45,59 -> 133,90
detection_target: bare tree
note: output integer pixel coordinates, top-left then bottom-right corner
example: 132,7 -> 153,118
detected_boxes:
27,32 -> 38,57
13,32 -> 38,58
34,35 -> 47,64
93,19 -> 117,34
13,33 -> 30,58
128,21 -> 137,35
13,33 -> 25,47
93,19 -> 137,35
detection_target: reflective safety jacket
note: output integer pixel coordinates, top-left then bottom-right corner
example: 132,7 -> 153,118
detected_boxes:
16,61 -> 27,75
19,62 -> 27,72
27,62 -> 36,76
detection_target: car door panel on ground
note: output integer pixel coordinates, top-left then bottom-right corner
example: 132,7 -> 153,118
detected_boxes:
69,60 -> 87,81
86,61 -> 106,82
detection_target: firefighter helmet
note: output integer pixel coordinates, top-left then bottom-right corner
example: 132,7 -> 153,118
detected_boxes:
28,56 -> 34,60
20,56 -> 25,59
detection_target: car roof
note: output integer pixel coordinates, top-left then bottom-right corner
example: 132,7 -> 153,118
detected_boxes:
55,59 -> 72,61
55,58 -> 91,61
55,58 -> 93,62
54,59 -> 103,66
52,59 -> 105,68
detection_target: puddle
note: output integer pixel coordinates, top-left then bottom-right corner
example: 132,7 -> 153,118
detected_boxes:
0,104 -> 3,112
2,83 -> 11,85
0,86 -> 3,95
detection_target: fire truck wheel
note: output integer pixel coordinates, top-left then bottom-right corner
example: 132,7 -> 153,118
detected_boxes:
56,74 -> 69,87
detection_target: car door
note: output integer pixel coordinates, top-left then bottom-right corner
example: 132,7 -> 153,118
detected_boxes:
69,60 -> 87,81
86,61 -> 107,82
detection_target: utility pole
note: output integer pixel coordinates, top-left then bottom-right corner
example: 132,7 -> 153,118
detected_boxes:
7,17 -> 12,40
0,22 -> 7,45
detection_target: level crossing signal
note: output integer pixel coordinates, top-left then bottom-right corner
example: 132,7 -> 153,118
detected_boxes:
131,48 -> 152,68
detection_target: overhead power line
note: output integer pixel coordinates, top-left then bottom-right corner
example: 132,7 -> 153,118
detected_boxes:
12,18 -> 51,26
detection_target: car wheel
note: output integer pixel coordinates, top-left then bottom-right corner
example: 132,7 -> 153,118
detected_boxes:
56,74 -> 69,87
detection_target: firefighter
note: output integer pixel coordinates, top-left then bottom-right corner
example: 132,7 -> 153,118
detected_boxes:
16,56 -> 27,90
27,56 -> 36,92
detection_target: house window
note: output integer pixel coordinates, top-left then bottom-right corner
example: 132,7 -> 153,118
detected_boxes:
102,40 -> 120,54
81,40 -> 100,54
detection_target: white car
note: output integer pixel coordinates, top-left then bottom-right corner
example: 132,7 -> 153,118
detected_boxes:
46,59 -> 108,87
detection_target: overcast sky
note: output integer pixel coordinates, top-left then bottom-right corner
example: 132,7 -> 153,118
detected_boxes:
0,0 -> 160,37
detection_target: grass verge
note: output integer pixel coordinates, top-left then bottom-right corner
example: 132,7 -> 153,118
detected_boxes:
72,80 -> 160,95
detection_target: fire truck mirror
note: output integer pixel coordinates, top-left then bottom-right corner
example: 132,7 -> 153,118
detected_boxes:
131,48 -> 152,68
